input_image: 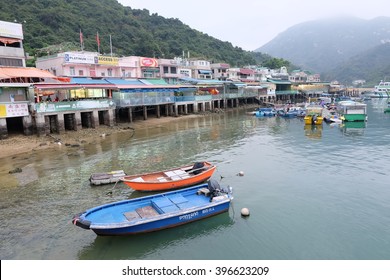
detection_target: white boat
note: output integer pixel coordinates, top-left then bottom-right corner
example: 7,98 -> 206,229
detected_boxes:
89,170 -> 126,185
362,81 -> 390,98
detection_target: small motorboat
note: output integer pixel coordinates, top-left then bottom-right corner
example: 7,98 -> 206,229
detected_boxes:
89,170 -> 126,186
72,180 -> 233,236
120,161 -> 216,192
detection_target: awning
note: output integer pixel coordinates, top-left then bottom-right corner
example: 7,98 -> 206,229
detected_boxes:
0,67 -> 57,79
34,83 -> 118,90
116,84 -> 187,90
139,79 -> 168,85
34,84 -> 83,90
198,70 -> 212,74
239,69 -> 254,75
0,36 -> 20,45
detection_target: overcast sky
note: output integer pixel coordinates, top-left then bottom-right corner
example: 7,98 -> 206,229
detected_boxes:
119,0 -> 389,51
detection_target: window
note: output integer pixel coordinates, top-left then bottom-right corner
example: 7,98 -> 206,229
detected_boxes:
101,72 -> 105,76
78,70 -> 84,76
170,67 -> 177,74
108,68 -> 112,76
69,67 -> 75,75
163,66 -> 169,74
0,58 -> 23,67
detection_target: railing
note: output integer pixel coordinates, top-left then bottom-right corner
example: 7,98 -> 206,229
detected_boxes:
275,90 -> 300,95
112,88 -> 261,107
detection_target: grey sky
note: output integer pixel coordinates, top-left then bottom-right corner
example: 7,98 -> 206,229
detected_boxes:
119,0 -> 389,51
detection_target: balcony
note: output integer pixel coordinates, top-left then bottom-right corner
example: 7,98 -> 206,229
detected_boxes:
0,46 -> 25,58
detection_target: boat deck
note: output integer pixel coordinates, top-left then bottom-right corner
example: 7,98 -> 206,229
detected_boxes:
87,189 -> 212,224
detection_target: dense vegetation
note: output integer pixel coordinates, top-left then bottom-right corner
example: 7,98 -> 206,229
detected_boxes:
323,43 -> 390,87
0,0 -> 288,69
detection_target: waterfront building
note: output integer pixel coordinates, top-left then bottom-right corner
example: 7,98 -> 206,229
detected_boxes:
158,58 -> 180,84
210,63 -> 230,81
187,59 -> 212,80
0,20 -> 25,67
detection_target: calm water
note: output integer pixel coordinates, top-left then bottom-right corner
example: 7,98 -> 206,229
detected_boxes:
1,100 -> 390,260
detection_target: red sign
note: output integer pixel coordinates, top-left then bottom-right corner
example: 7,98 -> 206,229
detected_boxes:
140,57 -> 158,67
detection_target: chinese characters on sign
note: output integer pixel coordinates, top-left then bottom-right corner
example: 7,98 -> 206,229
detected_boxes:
2,103 -> 29,117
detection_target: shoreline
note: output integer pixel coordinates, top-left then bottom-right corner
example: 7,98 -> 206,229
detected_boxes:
0,116 -> 193,160
0,106 -> 257,160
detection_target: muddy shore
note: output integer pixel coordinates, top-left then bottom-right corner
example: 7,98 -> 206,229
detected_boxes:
0,116 -> 195,160
1,105 -> 259,160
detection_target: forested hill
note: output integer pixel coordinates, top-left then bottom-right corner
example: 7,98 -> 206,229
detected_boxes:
0,0 -> 272,67
323,43 -> 390,87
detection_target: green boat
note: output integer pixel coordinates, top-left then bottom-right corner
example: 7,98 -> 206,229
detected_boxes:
337,101 -> 367,122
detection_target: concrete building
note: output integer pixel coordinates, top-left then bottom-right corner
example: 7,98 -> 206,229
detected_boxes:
0,20 -> 25,67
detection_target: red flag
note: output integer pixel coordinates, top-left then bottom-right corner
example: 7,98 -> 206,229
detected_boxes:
79,29 -> 83,45
96,32 -> 100,47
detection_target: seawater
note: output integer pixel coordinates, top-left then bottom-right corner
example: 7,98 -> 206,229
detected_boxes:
1,100 -> 390,260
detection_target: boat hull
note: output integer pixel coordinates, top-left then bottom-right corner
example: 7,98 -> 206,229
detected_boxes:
91,202 -> 229,236
304,115 -> 323,125
342,114 -> 367,122
89,170 -> 126,186
121,162 -> 216,191
72,183 -> 232,236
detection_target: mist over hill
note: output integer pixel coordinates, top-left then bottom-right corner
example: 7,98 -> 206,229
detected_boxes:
256,16 -> 390,82
323,42 -> 390,86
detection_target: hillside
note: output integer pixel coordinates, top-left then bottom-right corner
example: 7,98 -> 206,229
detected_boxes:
0,0 -> 264,67
256,16 -> 390,73
323,43 -> 390,86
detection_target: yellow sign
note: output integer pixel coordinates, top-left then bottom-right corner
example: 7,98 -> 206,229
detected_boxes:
97,56 -> 119,65
0,105 -> 6,117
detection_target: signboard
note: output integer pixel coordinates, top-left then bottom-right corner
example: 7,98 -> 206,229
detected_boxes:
0,103 -> 29,118
140,57 -> 158,67
0,20 -> 23,39
64,52 -> 95,64
34,100 -> 115,113
97,56 -> 119,65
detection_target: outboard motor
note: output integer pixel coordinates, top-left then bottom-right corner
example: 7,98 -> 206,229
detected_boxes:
207,179 -> 227,202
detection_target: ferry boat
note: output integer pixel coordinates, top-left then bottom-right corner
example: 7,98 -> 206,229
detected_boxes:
337,100 -> 367,122
362,81 -> 390,98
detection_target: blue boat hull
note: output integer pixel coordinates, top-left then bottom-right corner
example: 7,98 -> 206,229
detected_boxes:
91,202 -> 230,235
72,182 -> 232,236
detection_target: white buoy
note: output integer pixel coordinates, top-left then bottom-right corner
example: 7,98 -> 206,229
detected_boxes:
241,208 -> 250,217
238,171 -> 244,176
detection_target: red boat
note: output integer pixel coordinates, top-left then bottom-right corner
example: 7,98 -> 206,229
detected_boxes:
121,162 -> 216,192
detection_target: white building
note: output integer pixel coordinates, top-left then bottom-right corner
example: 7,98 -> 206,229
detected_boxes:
0,20 -> 26,67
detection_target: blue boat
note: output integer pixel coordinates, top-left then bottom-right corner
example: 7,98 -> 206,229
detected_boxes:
72,181 -> 233,236
254,107 -> 276,117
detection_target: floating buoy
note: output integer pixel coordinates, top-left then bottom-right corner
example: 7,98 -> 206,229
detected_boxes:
238,171 -> 244,176
241,208 -> 250,217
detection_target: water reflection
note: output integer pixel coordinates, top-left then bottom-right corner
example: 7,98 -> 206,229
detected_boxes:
339,122 -> 366,136
304,125 -> 322,139
77,211 -> 234,260
2,104 -> 390,260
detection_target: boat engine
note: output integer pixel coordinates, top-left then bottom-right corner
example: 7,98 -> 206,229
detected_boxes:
207,179 -> 228,201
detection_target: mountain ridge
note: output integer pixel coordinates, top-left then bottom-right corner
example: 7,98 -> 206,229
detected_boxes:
256,16 -> 390,72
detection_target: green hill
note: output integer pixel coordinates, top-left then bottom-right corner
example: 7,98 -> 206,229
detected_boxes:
323,43 -> 390,86
256,16 -> 390,74
0,0 -> 270,67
